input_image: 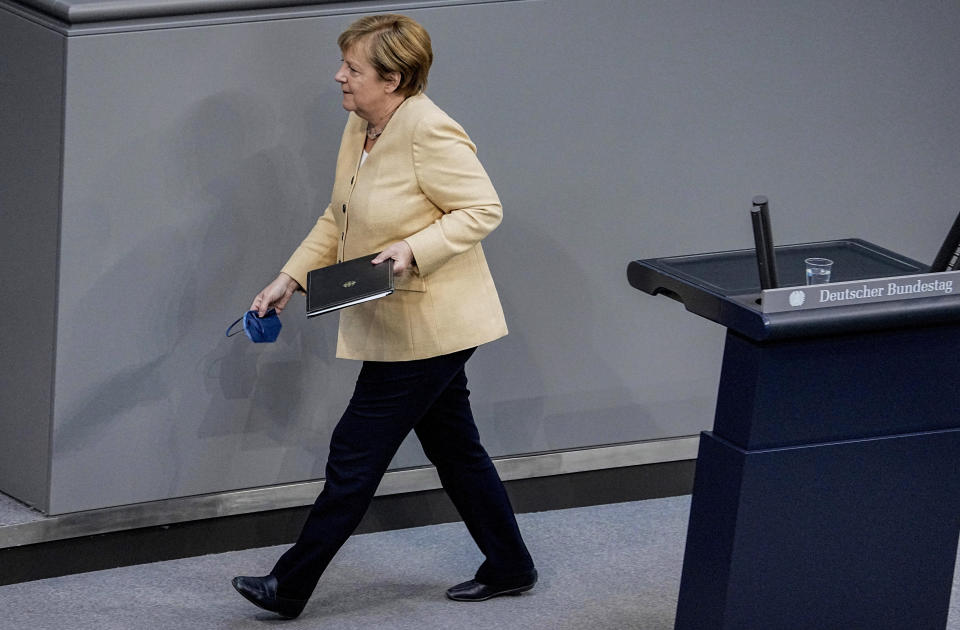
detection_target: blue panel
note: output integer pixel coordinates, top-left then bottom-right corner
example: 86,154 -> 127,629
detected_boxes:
713,323 -> 960,449
677,430 -> 960,630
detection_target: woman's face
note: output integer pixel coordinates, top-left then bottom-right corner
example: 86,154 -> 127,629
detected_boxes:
334,43 -> 395,121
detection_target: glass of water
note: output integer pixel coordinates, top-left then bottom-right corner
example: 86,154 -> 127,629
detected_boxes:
805,258 -> 833,285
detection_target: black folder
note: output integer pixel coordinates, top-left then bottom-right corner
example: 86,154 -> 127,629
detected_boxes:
306,254 -> 394,318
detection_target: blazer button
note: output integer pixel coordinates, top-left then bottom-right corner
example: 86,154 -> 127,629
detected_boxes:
350,176 -> 354,184
342,204 -> 346,213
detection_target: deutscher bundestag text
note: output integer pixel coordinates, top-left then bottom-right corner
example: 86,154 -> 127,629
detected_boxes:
819,279 -> 953,303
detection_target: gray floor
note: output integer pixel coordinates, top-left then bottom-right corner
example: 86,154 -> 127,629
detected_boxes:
0,492 -> 44,527
0,496 -> 957,630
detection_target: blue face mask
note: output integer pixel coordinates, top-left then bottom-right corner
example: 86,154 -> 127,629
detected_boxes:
226,309 -> 282,343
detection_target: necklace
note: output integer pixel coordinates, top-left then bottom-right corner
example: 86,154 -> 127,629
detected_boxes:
366,125 -> 386,140
365,99 -> 405,141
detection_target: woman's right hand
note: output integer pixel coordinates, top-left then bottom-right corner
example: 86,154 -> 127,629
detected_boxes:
250,273 -> 301,317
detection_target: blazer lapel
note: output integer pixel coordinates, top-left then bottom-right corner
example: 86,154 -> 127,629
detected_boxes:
343,113 -> 366,174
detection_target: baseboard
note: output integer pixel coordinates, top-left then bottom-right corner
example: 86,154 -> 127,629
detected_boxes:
0,458 -> 694,585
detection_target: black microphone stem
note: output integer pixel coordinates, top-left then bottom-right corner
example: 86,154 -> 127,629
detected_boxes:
750,195 -> 780,290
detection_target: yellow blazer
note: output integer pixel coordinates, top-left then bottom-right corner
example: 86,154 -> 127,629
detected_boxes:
281,94 -> 508,361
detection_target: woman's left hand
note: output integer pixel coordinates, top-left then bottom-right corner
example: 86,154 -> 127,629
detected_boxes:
372,241 -> 416,274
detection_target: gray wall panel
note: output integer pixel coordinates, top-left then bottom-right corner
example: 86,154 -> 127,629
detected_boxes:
53,16 -> 358,512
7,0 -> 958,513
0,9 -> 64,511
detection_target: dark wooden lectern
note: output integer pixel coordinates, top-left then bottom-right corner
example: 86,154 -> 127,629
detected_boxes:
628,239 -> 960,630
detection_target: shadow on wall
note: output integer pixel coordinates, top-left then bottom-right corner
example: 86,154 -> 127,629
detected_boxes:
470,216 -> 657,457
53,91 -> 342,504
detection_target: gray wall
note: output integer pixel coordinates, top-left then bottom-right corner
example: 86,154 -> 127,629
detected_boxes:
2,0 -> 960,513
0,9 -> 64,509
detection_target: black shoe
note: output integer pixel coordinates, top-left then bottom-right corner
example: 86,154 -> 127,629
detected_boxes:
445,570 -> 538,602
231,575 -> 308,619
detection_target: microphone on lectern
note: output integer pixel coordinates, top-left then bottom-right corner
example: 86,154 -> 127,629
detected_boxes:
750,195 -> 779,290
930,209 -> 960,272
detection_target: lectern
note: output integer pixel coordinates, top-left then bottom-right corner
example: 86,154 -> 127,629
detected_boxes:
628,239 -> 960,630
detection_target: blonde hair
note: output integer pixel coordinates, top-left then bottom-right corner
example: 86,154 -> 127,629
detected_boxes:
338,14 -> 433,97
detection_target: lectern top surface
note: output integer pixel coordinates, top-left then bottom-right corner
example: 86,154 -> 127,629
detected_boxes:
656,239 -> 923,297
625,238 -> 960,340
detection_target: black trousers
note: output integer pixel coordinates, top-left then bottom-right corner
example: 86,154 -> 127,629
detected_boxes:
271,347 -> 536,599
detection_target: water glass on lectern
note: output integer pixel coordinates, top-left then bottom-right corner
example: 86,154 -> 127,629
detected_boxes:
805,258 -> 833,284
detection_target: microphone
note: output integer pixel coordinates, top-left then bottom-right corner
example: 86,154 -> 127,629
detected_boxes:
930,209 -> 960,272
750,195 -> 779,289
